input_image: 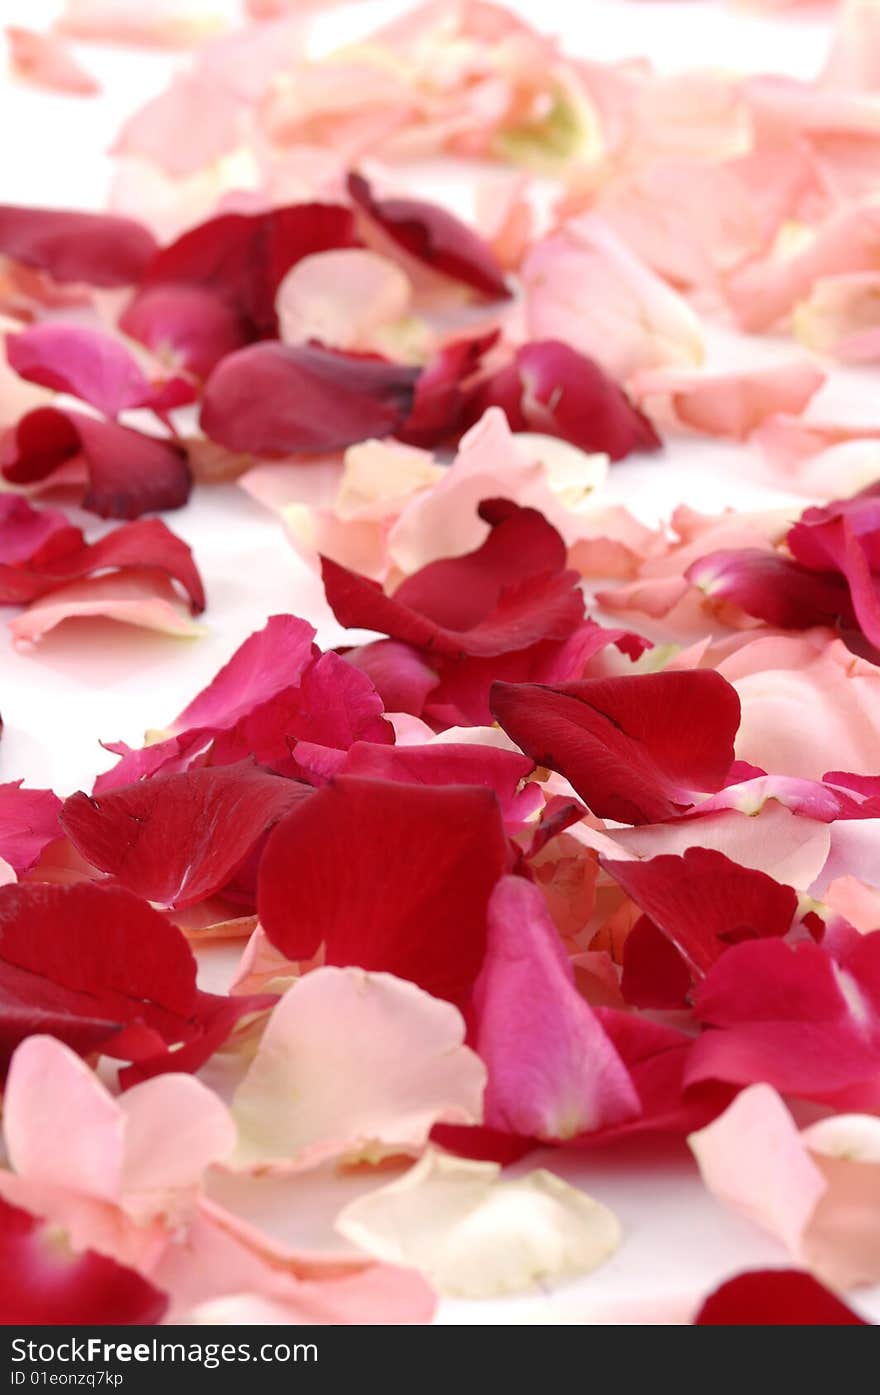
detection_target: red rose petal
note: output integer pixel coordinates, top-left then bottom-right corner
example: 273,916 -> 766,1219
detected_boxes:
0,1196 -> 168,1325
603,847 -> 798,975
348,172 -> 510,300
322,501 -> 584,659
0,516 -> 204,610
468,340 -> 662,460
258,775 -> 508,1002
61,759 -> 311,907
694,1269 -> 868,1326
1,406 -> 190,519
200,341 -> 420,455
491,669 -> 740,824
0,204 -> 157,287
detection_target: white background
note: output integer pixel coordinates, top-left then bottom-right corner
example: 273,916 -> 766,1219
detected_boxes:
2,0 -> 879,1323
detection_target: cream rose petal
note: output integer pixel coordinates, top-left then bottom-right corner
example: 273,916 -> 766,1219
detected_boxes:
276,249 -> 413,353
231,967 -> 486,1169
336,1148 -> 621,1298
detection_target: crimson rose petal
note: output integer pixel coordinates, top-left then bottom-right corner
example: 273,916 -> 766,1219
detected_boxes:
0,204 -> 157,286
694,1269 -> 868,1326
0,1196 -> 168,1325
2,406 -> 190,519
258,775 -> 508,1002
491,670 -> 740,824
60,759 -> 311,907
468,340 -> 662,460
348,172 -> 510,300
200,342 -> 420,455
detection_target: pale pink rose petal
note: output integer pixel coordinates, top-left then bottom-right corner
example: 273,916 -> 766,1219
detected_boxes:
689,1084 -> 827,1258
692,1087 -> 880,1292
5,26 -> 100,96
793,272 -> 880,362
4,1036 -> 125,1206
113,73 -> 244,180
755,414 -> 880,478
389,408 -> 608,574
593,145 -> 816,293
522,216 -> 704,381
3,1036 -> 235,1224
822,0 -> 880,92
238,454 -> 343,517
579,801 -> 833,890
57,0 -> 229,47
119,1076 -> 236,1221
632,362 -> 826,441
231,967 -> 486,1169
276,250 -> 413,353
475,174 -> 534,272
9,570 -> 205,647
717,635 -> 880,782
336,1148 -> 621,1297
151,1198 -> 435,1323
229,926 -> 298,997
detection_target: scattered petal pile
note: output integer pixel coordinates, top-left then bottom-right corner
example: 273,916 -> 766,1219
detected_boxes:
3,0 -> 880,1328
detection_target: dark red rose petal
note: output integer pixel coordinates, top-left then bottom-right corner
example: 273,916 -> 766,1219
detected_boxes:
0,205 -> 157,287
0,1196 -> 168,1325
694,1269 -> 868,1326
60,759 -> 311,907
0,881 -> 272,1078
1,406 -> 191,519
491,669 -> 740,824
620,914 -> 692,1010
397,331 -> 499,448
258,775 -> 508,1002
322,501 -> 584,659
200,341 -> 419,455
348,172 -> 510,300
136,202 -> 358,340
467,340 -> 662,460
603,846 -> 798,975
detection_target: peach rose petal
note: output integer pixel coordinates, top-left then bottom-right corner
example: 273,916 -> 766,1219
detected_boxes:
6,27 -> 100,96
336,1148 -> 621,1298
632,361 -> 826,441
231,967 -> 486,1170
9,571 -> 206,647
57,0 -> 229,47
